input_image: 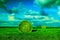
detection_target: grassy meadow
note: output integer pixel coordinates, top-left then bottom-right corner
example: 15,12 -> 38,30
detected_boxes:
0,27 -> 60,40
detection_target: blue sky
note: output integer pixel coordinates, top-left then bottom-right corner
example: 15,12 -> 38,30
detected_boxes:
0,0 -> 60,27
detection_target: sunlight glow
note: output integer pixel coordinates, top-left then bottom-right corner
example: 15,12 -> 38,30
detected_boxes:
8,15 -> 15,21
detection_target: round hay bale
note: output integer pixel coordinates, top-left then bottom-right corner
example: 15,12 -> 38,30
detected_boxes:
19,20 -> 32,33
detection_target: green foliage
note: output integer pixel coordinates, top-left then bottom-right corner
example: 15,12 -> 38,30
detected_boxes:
0,1 -> 5,9
0,0 -> 9,13
55,0 -> 60,6
19,20 -> 32,33
0,0 -> 8,8
34,0 -> 60,8
0,0 -> 7,4
34,0 -> 60,16
0,0 -> 18,14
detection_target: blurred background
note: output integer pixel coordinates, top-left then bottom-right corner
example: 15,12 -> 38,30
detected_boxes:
0,0 -> 60,27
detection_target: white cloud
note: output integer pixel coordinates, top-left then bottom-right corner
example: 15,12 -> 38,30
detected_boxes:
52,20 -> 60,22
24,15 -> 33,18
45,20 -> 60,24
43,16 -> 50,20
34,16 -> 40,18
29,10 -> 32,12
45,22 -> 53,24
50,16 -> 55,20
11,13 -> 15,15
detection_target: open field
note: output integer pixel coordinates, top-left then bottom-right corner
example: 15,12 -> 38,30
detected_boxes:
0,27 -> 60,40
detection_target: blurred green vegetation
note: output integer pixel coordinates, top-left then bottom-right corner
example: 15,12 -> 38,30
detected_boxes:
34,0 -> 60,8
0,0 -> 18,14
0,0 -> 8,12
0,27 -> 60,40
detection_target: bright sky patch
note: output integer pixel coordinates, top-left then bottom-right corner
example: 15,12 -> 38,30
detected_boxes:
8,15 -> 15,21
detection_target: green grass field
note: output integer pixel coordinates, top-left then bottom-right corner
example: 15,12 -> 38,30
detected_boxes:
0,27 -> 60,40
